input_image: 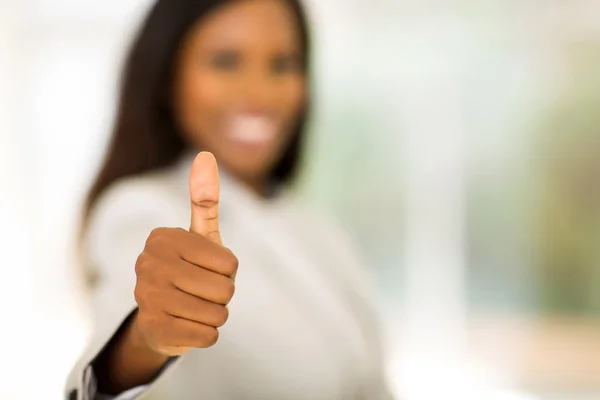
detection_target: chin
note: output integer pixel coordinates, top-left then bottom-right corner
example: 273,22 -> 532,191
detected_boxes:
220,157 -> 268,181
225,149 -> 282,179
237,164 -> 273,181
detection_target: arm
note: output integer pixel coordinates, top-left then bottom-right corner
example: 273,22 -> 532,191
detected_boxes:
66,154 -> 237,399
65,178 -> 182,399
91,311 -> 170,395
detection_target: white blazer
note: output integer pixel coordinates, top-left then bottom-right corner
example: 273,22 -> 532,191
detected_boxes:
66,152 -> 392,400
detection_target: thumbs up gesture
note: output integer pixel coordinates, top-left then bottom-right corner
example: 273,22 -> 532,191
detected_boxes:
132,152 -> 238,356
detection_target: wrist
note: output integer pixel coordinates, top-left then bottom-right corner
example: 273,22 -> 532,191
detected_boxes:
127,311 -> 174,362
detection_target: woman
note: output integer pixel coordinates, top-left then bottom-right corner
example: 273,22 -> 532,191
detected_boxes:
66,0 -> 391,399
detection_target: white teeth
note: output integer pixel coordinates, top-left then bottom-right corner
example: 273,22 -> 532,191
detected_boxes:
226,115 -> 277,144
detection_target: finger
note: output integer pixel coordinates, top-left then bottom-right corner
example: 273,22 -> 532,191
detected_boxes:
180,244 -> 238,278
163,289 -> 229,328
189,151 -> 221,245
151,228 -> 238,277
171,259 -> 236,305
159,315 -> 220,348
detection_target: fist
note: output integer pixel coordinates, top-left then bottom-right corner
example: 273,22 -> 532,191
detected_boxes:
132,152 -> 238,356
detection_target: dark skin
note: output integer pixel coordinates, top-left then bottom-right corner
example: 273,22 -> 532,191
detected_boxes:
172,0 -> 305,194
95,0 -> 306,394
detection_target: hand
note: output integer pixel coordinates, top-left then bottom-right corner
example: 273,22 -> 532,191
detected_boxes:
132,152 -> 238,356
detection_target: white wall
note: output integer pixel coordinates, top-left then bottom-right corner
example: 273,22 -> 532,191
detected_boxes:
0,1 -> 151,398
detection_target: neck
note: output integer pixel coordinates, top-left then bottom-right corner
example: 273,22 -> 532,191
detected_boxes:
233,172 -> 273,199
240,177 -> 271,198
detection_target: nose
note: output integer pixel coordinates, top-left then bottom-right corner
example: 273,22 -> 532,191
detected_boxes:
238,65 -> 279,110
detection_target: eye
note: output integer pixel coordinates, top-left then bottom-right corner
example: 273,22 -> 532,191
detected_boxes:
271,54 -> 301,75
209,51 -> 240,71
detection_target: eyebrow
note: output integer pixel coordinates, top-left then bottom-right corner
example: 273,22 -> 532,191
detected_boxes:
202,47 -> 301,55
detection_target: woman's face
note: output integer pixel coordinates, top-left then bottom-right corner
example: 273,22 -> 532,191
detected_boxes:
172,0 -> 306,184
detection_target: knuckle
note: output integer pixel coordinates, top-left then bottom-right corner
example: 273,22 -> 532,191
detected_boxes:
146,228 -> 172,249
148,227 -> 166,240
135,253 -> 170,286
135,252 -> 152,276
203,327 -> 219,347
224,249 -> 239,276
218,279 -> 235,304
214,306 -> 229,327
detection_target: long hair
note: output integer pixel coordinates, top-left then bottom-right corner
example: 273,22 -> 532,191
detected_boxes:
79,0 -> 311,285
83,0 -> 310,228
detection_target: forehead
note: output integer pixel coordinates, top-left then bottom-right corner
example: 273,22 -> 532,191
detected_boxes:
186,0 -> 302,51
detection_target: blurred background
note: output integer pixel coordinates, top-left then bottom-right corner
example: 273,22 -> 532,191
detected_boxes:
2,0 -> 600,399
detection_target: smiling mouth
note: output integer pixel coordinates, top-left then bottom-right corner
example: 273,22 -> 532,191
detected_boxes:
225,114 -> 279,146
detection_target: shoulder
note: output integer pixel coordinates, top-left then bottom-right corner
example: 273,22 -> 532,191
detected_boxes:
90,170 -> 184,226
84,167 -> 188,262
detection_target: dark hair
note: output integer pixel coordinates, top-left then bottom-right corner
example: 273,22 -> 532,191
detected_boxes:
83,0 -> 311,228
